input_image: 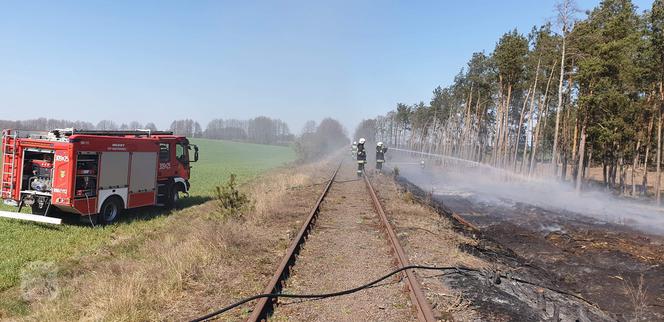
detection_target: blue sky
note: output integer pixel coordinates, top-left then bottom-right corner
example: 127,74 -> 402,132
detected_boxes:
0,0 -> 654,133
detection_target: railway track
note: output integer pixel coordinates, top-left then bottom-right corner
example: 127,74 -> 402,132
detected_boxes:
247,159 -> 436,322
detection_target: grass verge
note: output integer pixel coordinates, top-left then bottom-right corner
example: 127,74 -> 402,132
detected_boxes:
0,139 -> 295,317
15,158 -> 333,321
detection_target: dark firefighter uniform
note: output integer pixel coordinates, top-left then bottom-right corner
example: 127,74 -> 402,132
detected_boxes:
375,143 -> 388,171
356,142 -> 367,176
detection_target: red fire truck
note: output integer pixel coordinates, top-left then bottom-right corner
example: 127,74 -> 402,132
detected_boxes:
0,129 -> 199,224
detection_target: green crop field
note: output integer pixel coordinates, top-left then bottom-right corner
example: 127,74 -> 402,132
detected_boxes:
0,139 -> 294,314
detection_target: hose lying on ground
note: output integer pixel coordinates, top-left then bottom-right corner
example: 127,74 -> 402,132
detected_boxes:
189,264 -> 598,322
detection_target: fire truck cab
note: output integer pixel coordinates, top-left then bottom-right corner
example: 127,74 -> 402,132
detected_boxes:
0,129 -> 199,224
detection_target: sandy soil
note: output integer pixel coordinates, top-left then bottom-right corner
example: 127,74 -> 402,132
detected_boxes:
270,161 -> 414,322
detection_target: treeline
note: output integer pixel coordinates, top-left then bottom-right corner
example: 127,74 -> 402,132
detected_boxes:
1,116 -> 295,146
360,0 -> 664,200
295,118 -> 348,161
201,117 -> 293,145
0,118 -> 158,132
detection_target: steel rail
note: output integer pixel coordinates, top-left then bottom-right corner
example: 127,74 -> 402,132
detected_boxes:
363,173 -> 436,322
247,161 -> 342,322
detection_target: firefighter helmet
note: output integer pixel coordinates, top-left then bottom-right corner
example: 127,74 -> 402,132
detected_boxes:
377,142 -> 383,147
359,138 -> 366,144
353,141 -> 357,145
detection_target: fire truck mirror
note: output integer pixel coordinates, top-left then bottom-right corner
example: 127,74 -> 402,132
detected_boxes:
191,145 -> 199,162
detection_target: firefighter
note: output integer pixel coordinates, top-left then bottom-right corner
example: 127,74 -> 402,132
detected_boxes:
351,141 -> 358,159
375,142 -> 388,173
356,138 -> 366,176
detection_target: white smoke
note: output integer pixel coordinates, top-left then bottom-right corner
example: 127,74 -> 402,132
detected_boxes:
389,150 -> 664,236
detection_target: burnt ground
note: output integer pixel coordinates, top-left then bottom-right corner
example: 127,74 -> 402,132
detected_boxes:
399,176 -> 664,322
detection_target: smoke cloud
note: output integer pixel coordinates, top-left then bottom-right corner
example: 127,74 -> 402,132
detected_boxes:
388,150 -> 664,236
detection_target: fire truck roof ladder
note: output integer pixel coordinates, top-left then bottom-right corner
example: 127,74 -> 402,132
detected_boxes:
52,129 -> 174,137
1,130 -> 18,205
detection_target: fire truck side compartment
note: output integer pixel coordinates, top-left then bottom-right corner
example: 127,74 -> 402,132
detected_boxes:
98,152 -> 130,212
128,152 -> 157,208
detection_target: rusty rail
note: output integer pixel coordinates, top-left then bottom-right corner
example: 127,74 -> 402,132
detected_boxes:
247,161 -> 342,322
363,173 -> 436,322
248,163 -> 435,322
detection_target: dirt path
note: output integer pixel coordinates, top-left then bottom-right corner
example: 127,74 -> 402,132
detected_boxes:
270,162 -> 415,321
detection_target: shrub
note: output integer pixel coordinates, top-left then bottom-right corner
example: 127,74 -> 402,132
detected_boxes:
214,174 -> 250,219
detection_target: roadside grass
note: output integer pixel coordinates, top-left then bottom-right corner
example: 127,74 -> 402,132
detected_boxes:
0,138 -> 295,317
21,157 -> 330,321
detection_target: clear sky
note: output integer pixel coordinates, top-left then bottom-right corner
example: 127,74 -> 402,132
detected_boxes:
0,0 -> 654,133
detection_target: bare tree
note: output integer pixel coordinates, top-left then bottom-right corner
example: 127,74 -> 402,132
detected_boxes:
97,120 -> 118,130
128,121 -> 142,129
144,122 -> 158,131
301,120 -> 317,135
552,0 -> 576,177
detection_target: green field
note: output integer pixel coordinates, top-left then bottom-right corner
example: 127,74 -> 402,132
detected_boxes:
0,139 -> 294,313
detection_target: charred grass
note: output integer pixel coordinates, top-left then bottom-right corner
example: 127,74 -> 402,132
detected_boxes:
4,158 -> 333,321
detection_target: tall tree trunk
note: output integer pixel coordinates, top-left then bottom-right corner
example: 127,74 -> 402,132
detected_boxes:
576,121 -> 586,194
619,156 -> 626,195
462,84 -> 474,159
586,146 -> 592,180
552,31 -> 566,177
611,155 -> 618,188
643,109 -> 655,195
603,157 -> 608,187
561,146 -> 568,181
632,139 -> 641,196
471,91 -> 482,161
560,92 -> 572,182
514,87 -> 532,170
477,101 -> 488,162
493,78 -> 505,165
658,83 -> 664,205
530,60 -> 557,176
530,99 -> 545,175
520,58 -> 541,172
572,118 -> 580,181
501,84 -> 513,167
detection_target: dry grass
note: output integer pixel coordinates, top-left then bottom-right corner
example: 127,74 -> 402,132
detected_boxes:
376,175 -> 483,268
370,174 -> 485,321
15,158 -> 336,321
622,274 -> 649,322
249,171 -> 313,222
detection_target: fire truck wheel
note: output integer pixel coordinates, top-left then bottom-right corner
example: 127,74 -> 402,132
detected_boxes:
167,184 -> 181,209
100,197 -> 123,224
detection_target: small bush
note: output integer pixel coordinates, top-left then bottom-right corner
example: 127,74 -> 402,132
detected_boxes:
393,166 -> 400,178
214,174 -> 250,219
